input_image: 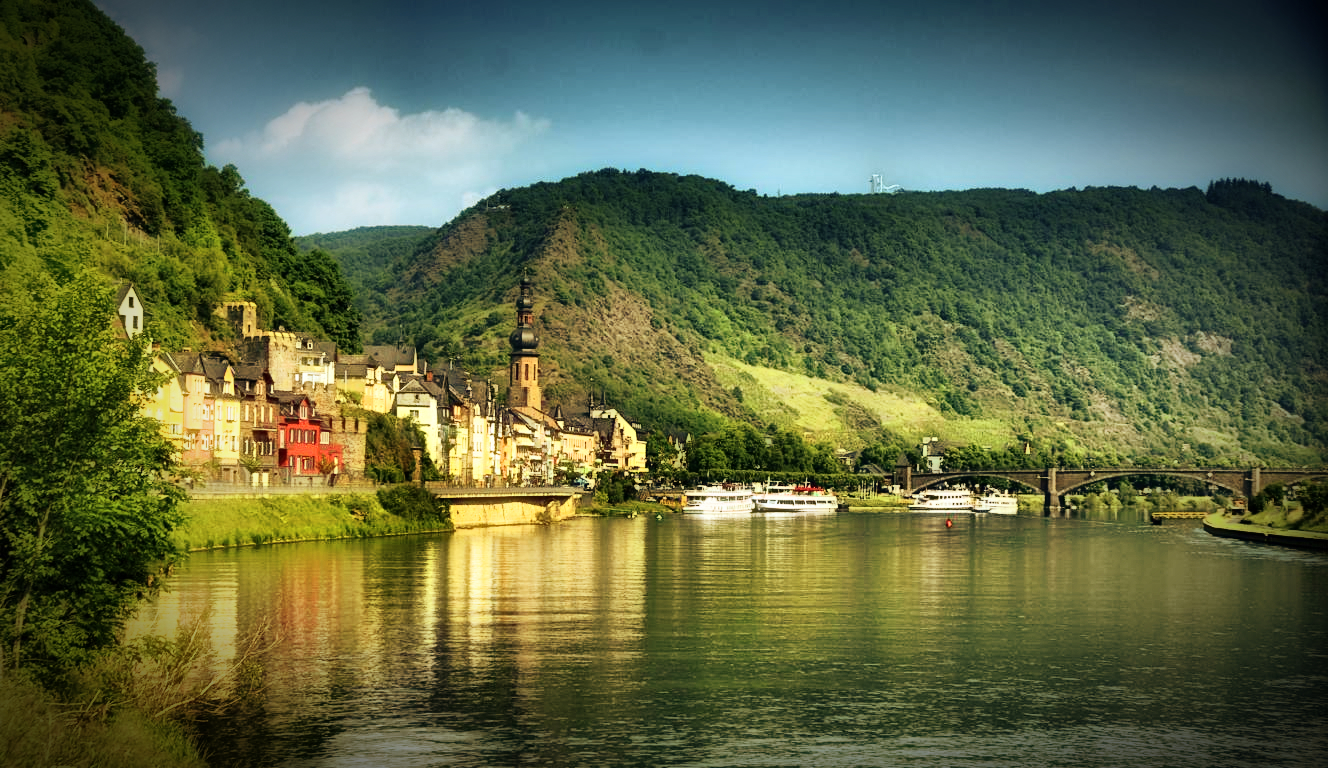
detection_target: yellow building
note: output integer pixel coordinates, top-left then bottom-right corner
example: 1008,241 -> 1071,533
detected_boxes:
141,350 -> 186,455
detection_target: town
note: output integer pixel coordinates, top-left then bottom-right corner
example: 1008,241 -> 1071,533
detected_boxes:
121,276 -> 649,489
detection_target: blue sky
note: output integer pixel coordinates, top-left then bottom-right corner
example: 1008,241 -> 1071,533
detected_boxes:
95,0 -> 1326,235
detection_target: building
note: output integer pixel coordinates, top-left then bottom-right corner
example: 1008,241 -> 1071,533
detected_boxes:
394,377 -> 446,468
276,392 -> 341,483
201,354 -> 242,483
115,282 -> 144,338
507,275 -> 541,412
235,363 -> 279,486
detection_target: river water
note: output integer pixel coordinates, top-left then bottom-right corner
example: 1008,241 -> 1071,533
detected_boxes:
132,511 -> 1328,767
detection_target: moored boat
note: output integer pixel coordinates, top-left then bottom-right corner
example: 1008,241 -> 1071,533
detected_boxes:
908,488 -> 976,512
973,491 -> 1019,514
682,485 -> 754,514
751,484 -> 839,514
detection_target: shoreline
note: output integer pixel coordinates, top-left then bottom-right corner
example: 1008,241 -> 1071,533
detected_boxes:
1202,512 -> 1328,551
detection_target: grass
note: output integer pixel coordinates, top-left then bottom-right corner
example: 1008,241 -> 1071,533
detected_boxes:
1242,503 -> 1328,534
175,492 -> 451,551
0,674 -> 208,768
579,499 -> 674,517
707,352 -> 1014,448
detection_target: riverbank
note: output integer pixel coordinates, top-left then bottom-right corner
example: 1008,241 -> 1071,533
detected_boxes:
1203,511 -> 1328,551
176,492 -> 450,551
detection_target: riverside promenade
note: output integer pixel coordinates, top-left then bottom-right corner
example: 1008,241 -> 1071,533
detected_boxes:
1203,512 -> 1328,551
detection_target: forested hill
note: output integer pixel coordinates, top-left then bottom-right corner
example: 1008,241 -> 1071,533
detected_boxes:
329,170 -> 1327,466
0,0 -> 359,351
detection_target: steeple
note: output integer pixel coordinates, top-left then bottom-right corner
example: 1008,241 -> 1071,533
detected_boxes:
507,274 -> 541,410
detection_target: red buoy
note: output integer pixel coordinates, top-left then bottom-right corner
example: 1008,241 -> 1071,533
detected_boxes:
945,518 -> 953,528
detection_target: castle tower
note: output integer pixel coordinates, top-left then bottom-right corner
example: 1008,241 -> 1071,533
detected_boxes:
507,274 -> 541,411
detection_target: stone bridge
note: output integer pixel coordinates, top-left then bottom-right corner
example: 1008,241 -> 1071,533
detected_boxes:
900,466 -> 1328,515
423,484 -> 584,528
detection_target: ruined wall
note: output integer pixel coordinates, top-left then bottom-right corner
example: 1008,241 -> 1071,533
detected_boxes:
326,415 -> 368,479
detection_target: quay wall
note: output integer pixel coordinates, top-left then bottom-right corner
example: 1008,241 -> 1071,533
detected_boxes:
1202,513 -> 1328,551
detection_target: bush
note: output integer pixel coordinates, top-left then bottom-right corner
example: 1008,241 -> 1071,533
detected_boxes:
376,485 -> 450,525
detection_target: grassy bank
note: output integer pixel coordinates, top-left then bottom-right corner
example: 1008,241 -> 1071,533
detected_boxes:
176,491 -> 451,551
1240,503 -> 1328,534
0,674 -> 207,768
578,499 -> 674,517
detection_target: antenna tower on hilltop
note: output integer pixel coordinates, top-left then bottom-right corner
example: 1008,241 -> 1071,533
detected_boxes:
869,173 -> 902,194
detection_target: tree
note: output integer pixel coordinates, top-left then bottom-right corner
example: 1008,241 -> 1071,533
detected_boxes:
1296,482 -> 1327,526
0,271 -> 185,679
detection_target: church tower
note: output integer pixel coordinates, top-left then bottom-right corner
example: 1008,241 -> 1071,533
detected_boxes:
507,274 -> 541,411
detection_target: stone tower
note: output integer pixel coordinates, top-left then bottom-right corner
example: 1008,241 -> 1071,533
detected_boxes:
507,275 -> 541,411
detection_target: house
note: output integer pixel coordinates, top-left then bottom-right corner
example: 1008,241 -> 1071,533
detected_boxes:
177,354 -> 212,467
235,364 -> 279,486
276,393 -> 341,483
141,349 -> 186,454
364,344 -> 419,376
201,354 -> 242,483
394,377 -> 446,467
590,402 -> 648,474
919,437 -> 951,473
334,354 -> 393,412
115,282 -> 144,338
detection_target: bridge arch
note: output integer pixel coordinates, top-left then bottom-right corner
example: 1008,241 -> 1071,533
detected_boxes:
1055,470 -> 1245,499
911,472 -> 1042,495
904,466 -> 1326,516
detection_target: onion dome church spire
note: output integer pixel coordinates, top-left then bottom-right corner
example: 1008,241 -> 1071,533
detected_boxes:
507,274 -> 541,410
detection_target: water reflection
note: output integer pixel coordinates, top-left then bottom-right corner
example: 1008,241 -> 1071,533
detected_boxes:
130,513 -> 1328,767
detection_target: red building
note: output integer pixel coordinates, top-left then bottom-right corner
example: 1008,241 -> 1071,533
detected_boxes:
276,393 -> 342,482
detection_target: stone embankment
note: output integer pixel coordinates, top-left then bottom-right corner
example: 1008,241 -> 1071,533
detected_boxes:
1202,512 -> 1328,551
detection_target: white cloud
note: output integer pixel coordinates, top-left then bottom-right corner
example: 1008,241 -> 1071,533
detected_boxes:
213,88 -> 550,234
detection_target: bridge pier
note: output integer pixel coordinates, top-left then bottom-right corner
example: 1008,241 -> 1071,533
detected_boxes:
1044,467 -> 1062,516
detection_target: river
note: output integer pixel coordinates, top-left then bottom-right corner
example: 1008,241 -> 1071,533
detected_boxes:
131,511 -> 1328,767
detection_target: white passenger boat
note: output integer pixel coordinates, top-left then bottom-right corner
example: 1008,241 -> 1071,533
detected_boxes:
908,488 -> 976,512
751,484 -> 839,514
682,485 -> 754,514
973,492 -> 1019,515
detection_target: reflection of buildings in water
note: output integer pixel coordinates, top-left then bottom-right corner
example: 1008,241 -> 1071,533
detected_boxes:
239,545 -> 369,708
443,521 -> 647,703
415,540 -> 441,673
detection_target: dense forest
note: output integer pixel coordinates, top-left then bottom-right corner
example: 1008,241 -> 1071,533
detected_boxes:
0,0 -> 359,350
314,171 -> 1327,467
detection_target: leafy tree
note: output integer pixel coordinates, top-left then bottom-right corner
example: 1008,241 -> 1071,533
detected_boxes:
0,271 -> 185,679
1297,482 -> 1327,525
363,411 -> 437,483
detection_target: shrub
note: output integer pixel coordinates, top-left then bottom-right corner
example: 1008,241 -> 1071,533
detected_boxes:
376,485 -> 450,525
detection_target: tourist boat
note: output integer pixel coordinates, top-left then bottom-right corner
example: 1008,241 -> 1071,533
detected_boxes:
751,484 -> 839,514
908,488 -> 976,512
972,491 -> 1019,514
682,485 -> 754,514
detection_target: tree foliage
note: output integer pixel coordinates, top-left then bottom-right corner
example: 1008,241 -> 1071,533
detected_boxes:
335,169 -> 1326,466
0,271 -> 185,679
0,0 -> 361,351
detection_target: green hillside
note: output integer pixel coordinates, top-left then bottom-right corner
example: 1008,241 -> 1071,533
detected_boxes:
0,0 -> 359,351
331,170 -> 1326,466
2,0 -> 1322,469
